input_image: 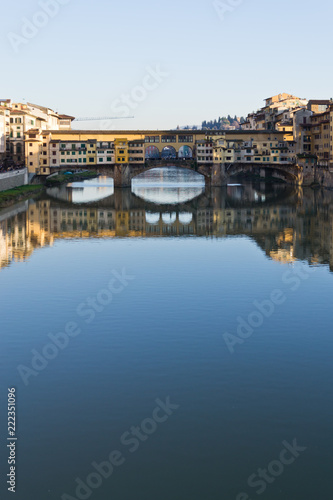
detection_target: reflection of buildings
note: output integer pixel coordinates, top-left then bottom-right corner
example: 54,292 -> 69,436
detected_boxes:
1,189 -> 333,270
0,212 -> 34,269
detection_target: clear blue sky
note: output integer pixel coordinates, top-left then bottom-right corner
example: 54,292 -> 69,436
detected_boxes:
2,0 -> 332,130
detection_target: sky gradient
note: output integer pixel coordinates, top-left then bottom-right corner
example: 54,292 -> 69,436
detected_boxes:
2,0 -> 332,130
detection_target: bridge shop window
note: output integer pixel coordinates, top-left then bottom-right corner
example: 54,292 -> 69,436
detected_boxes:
178,145 -> 193,158
161,146 -> 177,159
178,135 -> 193,143
145,136 -> 160,143
145,146 -> 160,159
161,135 -> 176,143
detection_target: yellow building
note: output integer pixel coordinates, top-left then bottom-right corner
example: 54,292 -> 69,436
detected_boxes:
114,138 -> 129,163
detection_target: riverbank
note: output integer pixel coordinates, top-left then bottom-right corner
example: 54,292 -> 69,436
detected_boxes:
0,171 -> 99,209
0,185 -> 44,208
45,171 -> 98,187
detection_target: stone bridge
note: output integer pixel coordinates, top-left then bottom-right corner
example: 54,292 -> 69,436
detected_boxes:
88,160 -> 301,187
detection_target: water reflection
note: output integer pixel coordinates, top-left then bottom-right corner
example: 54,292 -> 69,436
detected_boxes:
132,167 -> 205,204
47,176 -> 114,204
1,181 -> 333,271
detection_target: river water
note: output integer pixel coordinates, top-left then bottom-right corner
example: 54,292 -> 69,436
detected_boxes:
0,168 -> 332,500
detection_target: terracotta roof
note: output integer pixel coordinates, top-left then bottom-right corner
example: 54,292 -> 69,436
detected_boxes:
58,114 -> 75,120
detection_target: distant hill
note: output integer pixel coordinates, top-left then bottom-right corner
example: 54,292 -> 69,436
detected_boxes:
176,115 -> 245,131
202,115 -> 245,130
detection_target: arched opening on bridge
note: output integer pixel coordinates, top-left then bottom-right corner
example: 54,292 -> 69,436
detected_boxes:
178,145 -> 193,158
179,213 -> 193,225
161,146 -> 177,159
132,167 -> 205,204
162,213 -> 177,224
226,167 -> 297,186
145,212 -> 160,225
145,146 -> 160,159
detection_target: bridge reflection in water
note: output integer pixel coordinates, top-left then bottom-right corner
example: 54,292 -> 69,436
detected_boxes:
1,182 -> 333,271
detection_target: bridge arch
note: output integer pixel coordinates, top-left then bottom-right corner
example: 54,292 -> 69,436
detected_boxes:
178,145 -> 193,158
225,164 -> 299,184
130,163 -> 208,185
179,213 -> 193,225
161,146 -> 177,159
162,213 -> 177,224
145,145 -> 160,159
145,212 -> 160,225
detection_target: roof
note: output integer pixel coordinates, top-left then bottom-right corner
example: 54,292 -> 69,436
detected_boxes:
46,129 -> 288,136
27,102 -> 58,117
307,100 -> 331,105
58,114 -> 76,120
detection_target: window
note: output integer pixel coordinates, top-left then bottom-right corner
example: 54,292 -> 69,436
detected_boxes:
107,157 -> 111,162
145,136 -> 159,143
161,135 -> 176,143
89,158 -> 94,163
179,135 -> 193,143
61,160 -> 65,163
52,160 -> 57,164
17,132 -> 21,138
99,158 -> 103,162
61,152 -> 65,155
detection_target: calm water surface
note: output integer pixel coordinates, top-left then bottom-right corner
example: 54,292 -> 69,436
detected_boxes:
0,168 -> 332,500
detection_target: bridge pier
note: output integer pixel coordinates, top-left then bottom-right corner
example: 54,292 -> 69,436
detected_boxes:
210,163 -> 228,187
113,164 -> 132,188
